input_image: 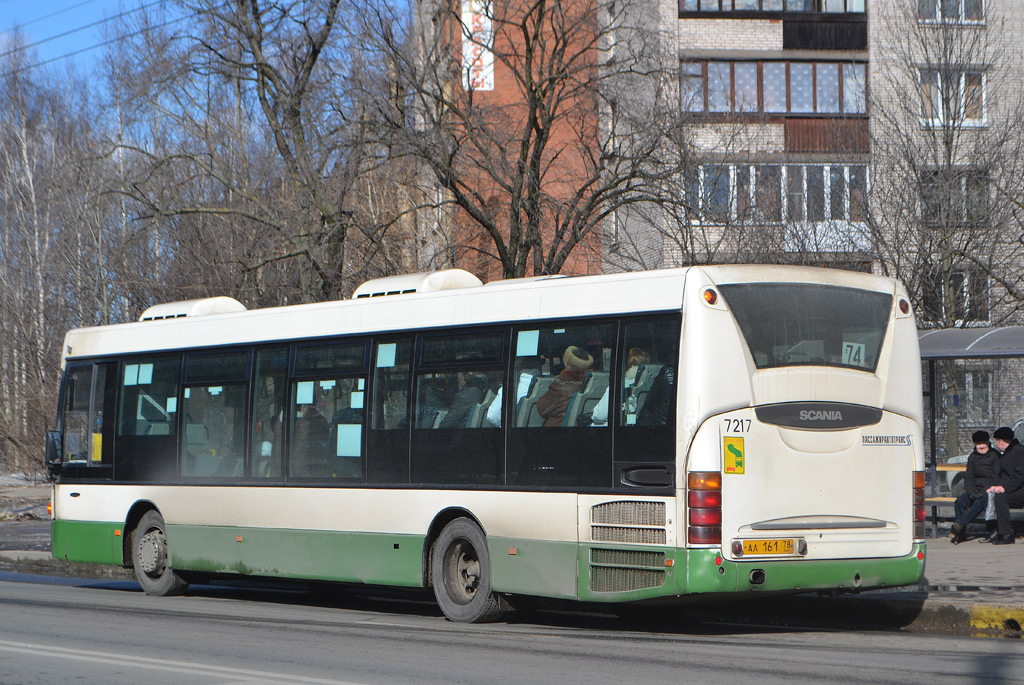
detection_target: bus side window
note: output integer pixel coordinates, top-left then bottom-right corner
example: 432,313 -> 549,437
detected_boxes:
114,355 -> 181,481
288,341 -> 368,480
410,330 -> 505,486
367,338 -> 412,483
509,323 -> 614,488
371,340 -> 411,431
181,350 -> 250,479
252,347 -> 288,479
290,376 -> 366,479
619,318 -> 679,428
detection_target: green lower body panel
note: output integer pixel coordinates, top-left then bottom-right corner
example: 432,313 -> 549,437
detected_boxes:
51,520 -> 124,566
165,525 -> 424,587
489,536 -> 578,599
577,542 -> 926,604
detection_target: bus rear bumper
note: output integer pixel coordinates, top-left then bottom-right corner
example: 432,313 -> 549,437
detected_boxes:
677,542 -> 926,597
577,542 -> 925,603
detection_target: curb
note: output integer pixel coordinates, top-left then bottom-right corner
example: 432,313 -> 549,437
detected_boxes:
969,606 -> 1024,636
0,551 -> 133,581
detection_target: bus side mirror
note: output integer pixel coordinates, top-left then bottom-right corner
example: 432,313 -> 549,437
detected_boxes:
45,431 -> 62,481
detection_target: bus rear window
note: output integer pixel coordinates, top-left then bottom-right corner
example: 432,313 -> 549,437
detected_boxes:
718,283 -> 892,372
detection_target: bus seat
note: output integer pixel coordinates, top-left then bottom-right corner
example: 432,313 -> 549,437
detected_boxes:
563,371 -> 609,426
465,388 -> 497,428
146,422 -> 171,436
516,376 -> 557,427
432,409 -> 449,429
631,363 -> 663,415
186,423 -> 208,452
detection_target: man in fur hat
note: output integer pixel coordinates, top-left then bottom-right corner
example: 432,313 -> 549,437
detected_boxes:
985,426 -> 1024,545
537,345 -> 593,427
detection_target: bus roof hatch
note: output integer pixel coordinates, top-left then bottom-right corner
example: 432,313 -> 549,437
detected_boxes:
352,269 -> 483,299
139,297 -> 247,321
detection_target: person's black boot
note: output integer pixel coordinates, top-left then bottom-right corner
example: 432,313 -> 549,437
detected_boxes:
950,522 -> 966,544
993,534 -> 1016,545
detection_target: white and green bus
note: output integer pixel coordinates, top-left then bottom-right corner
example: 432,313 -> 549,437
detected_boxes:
48,265 -> 925,622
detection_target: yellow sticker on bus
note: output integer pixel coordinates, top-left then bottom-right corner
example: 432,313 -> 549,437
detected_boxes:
724,436 -> 745,474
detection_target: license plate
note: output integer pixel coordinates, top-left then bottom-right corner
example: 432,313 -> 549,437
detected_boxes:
742,539 -> 794,556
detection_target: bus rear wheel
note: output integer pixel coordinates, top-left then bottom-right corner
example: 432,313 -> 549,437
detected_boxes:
133,510 -> 188,597
431,518 -> 503,623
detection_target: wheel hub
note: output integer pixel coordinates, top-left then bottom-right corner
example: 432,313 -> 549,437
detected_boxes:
458,551 -> 480,596
138,530 -> 166,576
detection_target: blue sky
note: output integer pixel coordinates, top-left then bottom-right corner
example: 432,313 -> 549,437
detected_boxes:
0,0 -> 143,73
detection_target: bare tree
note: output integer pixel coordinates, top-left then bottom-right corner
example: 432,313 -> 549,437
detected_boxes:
869,1 -> 1024,329
367,0 -> 691,279
0,34 -> 119,473
105,1 -> 412,304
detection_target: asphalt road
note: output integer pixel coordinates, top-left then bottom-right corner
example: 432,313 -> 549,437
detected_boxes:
0,521 -> 50,551
1,573 -> 1023,684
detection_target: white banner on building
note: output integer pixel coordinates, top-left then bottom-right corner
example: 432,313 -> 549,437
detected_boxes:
461,0 -> 494,91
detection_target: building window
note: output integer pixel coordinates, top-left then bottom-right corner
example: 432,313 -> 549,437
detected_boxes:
920,168 -> 988,227
688,164 -> 868,225
681,0 -> 865,11
922,266 -> 989,324
918,0 -> 983,24
940,367 -> 992,424
682,61 -> 867,115
919,69 -> 985,125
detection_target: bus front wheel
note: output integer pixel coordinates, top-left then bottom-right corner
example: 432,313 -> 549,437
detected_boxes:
133,510 -> 188,597
431,518 -> 503,623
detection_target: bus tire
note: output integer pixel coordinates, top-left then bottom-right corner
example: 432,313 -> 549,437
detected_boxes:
431,518 -> 503,623
133,510 -> 188,597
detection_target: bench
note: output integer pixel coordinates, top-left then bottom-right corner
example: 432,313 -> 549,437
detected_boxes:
927,463 -> 966,537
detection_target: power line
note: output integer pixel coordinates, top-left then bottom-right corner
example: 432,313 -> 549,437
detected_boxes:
0,0 -> 165,61
0,0 -> 104,36
0,10 -> 194,79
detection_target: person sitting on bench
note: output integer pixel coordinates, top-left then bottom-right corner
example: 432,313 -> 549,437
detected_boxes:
950,430 -> 999,544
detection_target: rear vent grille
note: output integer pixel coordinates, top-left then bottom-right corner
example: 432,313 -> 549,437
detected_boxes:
592,501 -> 665,526
590,549 -> 667,593
591,500 -> 667,545
592,527 -> 667,544
592,549 -> 665,567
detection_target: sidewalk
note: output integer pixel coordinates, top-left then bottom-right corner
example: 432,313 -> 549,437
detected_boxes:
882,533 -> 1024,637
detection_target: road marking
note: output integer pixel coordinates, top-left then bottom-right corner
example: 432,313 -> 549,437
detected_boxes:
0,639 -> 364,684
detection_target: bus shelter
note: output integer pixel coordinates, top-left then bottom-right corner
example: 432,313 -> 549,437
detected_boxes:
918,327 -> 1024,534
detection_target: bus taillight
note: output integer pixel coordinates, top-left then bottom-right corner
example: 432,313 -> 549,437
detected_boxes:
913,471 -> 926,538
688,490 -> 721,508
688,471 -> 722,545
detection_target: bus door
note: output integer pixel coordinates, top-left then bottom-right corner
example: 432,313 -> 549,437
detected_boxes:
52,362 -> 118,480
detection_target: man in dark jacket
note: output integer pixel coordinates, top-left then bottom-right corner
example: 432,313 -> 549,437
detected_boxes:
987,426 -> 1024,545
950,431 -> 1000,544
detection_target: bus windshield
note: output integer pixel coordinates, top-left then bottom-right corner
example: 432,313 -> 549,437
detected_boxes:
719,283 -> 892,372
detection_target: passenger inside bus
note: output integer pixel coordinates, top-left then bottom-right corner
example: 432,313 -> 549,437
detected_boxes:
416,377 -> 451,429
537,345 -> 594,427
291,402 -> 329,476
438,372 -> 488,428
